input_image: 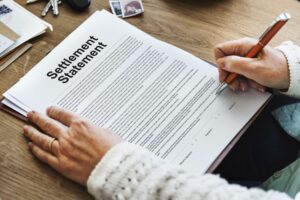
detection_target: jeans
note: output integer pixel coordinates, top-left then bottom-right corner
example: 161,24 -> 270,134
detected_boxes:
214,95 -> 300,187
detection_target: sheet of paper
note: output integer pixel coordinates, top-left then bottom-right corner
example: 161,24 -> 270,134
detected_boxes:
0,34 -> 14,53
3,10 -> 271,174
2,98 -> 27,116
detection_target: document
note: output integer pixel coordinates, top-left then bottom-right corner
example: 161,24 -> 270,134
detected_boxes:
2,10 -> 271,174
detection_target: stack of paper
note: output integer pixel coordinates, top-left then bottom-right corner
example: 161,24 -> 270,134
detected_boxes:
0,0 -> 52,67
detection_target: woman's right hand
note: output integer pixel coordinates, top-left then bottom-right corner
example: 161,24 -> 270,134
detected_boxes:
214,37 -> 290,92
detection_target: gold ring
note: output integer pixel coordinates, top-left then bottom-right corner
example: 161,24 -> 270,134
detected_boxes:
48,138 -> 56,153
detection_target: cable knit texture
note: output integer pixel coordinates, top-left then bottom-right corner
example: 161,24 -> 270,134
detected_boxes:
87,42 -> 300,200
276,41 -> 300,98
87,142 -> 292,200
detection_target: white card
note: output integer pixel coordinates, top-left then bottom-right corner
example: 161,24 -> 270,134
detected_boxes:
120,0 -> 144,18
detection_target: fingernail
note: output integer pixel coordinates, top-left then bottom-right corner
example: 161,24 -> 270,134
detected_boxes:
221,64 -> 229,70
23,125 -> 29,133
47,106 -> 53,114
219,76 -> 226,82
258,88 -> 265,93
28,142 -> 33,149
27,111 -> 35,119
46,109 -> 50,115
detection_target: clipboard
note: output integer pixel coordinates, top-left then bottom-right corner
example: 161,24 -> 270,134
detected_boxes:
206,94 -> 272,173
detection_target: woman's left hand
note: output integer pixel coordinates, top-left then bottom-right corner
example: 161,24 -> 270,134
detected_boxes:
23,106 -> 123,185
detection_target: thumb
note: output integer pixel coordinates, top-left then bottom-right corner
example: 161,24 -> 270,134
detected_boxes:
217,55 -> 258,80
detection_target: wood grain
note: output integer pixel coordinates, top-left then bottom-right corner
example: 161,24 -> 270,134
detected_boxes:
1,0 -> 300,199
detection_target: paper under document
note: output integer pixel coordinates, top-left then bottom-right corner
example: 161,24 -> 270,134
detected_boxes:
2,10 -> 271,174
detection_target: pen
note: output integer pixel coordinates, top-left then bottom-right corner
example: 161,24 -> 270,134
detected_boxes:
215,12 -> 291,95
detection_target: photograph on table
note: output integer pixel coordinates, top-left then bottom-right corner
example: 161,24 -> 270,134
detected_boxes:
120,0 -> 144,18
109,0 -> 122,16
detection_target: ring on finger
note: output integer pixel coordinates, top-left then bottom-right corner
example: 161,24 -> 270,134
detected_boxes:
48,138 -> 56,153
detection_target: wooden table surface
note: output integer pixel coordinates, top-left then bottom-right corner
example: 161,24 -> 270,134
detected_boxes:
1,0 -> 300,199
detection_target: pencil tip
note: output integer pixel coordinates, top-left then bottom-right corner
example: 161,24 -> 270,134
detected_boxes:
215,82 -> 226,95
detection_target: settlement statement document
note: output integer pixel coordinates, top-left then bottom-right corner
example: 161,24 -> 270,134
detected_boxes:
3,10 -> 271,174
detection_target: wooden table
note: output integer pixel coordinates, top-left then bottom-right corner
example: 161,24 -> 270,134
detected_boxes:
1,0 -> 300,199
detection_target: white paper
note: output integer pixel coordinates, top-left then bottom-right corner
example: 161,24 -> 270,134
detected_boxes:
2,98 -> 27,116
3,10 -> 271,174
0,34 -> 14,53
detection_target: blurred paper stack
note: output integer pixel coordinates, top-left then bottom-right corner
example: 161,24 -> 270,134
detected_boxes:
0,0 -> 52,72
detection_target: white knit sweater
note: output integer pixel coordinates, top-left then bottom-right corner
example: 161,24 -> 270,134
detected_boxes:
276,42 -> 300,98
87,42 -> 300,200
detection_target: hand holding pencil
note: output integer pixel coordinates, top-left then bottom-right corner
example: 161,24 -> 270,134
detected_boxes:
215,13 -> 290,94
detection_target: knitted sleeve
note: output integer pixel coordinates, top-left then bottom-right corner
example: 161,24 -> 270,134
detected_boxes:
276,41 -> 300,98
87,142 -> 292,200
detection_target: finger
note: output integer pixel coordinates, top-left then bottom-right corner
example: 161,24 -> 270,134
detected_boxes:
247,80 -> 266,93
217,55 -> 260,81
218,67 -> 228,82
29,142 -> 59,169
27,111 -> 67,138
239,77 -> 249,92
23,125 -> 59,154
228,79 -> 240,91
47,106 -> 80,127
214,37 -> 258,60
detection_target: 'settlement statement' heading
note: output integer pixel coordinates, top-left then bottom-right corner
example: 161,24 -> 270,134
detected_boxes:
47,35 -> 107,83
